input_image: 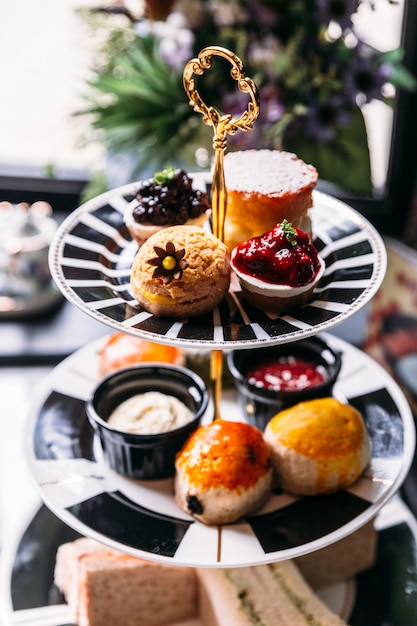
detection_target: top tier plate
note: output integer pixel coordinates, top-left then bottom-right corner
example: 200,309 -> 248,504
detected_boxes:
49,175 -> 386,349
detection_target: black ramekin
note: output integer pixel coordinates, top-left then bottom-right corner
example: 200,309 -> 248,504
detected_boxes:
227,335 -> 342,430
86,363 -> 209,480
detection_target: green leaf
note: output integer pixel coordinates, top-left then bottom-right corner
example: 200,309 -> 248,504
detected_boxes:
281,219 -> 298,246
381,48 -> 405,64
381,48 -> 417,91
390,66 -> 417,92
81,32 -> 189,134
81,170 -> 109,203
285,107 -> 373,195
154,166 -> 176,184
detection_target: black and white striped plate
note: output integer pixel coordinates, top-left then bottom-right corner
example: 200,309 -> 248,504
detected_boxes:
4,497 -> 417,625
26,333 -> 414,568
49,178 -> 386,349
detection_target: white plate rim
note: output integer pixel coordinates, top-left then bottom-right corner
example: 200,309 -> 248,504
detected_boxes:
48,182 -> 387,349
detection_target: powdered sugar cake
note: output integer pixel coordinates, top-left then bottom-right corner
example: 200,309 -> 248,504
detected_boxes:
223,149 -> 318,251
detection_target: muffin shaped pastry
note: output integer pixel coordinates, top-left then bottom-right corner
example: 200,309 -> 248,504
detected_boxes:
130,225 -> 230,318
231,220 -> 325,314
264,397 -> 371,495
174,419 -> 273,525
125,167 -> 211,246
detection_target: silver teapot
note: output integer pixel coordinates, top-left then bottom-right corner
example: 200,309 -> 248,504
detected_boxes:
0,201 -> 61,316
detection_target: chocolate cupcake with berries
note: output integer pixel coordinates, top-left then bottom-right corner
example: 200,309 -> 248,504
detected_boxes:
231,220 -> 325,315
125,167 -> 211,247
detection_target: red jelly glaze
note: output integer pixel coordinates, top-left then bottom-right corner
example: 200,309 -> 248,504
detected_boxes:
246,356 -> 327,392
232,223 -> 321,287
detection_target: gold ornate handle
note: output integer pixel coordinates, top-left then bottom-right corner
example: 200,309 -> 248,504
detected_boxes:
183,46 -> 259,422
183,45 -> 260,242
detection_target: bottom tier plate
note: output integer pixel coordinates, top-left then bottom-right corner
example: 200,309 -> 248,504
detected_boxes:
2,497 -> 417,626
25,333 -> 414,567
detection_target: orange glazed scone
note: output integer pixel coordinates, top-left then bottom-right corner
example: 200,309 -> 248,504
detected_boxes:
223,149 -> 318,251
264,397 -> 371,495
98,333 -> 184,377
130,225 -> 230,318
174,419 -> 273,525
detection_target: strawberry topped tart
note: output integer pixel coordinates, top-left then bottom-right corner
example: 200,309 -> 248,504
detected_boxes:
231,220 -> 325,314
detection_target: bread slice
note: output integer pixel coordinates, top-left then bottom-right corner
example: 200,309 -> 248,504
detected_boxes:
54,538 -> 198,626
197,560 -> 348,626
54,537 -> 110,616
55,534 -> 372,625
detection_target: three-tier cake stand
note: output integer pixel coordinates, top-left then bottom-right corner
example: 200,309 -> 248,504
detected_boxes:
24,47 -> 415,571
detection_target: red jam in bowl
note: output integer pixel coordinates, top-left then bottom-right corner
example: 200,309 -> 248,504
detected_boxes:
246,356 -> 327,392
232,221 -> 322,287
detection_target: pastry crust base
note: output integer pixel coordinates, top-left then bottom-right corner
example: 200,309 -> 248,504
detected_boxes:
126,211 -> 211,248
239,282 -> 317,315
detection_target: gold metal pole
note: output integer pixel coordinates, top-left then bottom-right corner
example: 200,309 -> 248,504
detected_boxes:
183,46 -> 260,420
211,119 -> 228,242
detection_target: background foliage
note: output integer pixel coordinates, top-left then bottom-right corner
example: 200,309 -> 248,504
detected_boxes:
78,0 -> 416,196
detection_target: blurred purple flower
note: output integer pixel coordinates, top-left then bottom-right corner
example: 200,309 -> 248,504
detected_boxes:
303,95 -> 351,141
344,42 -> 393,104
152,12 -> 195,70
246,0 -> 280,29
222,85 -> 285,150
84,0 -> 414,191
221,89 -> 253,119
260,87 -> 285,124
314,0 -> 359,30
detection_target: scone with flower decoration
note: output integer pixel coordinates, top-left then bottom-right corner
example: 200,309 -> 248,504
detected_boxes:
125,167 -> 211,246
231,220 -> 325,314
174,419 -> 273,525
130,225 -> 230,318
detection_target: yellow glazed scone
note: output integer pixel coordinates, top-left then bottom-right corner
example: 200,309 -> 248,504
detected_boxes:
264,397 -> 371,495
130,225 -> 230,318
